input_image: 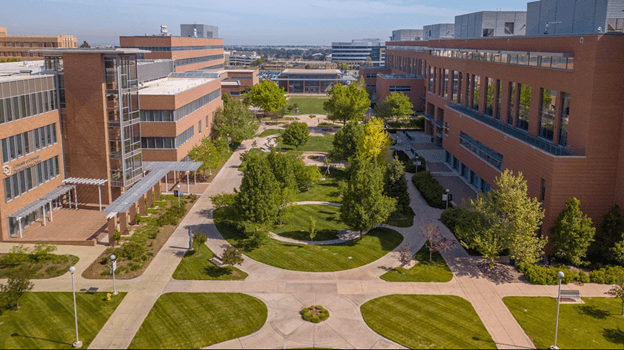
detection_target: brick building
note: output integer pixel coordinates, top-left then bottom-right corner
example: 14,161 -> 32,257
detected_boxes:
0,26 -> 77,60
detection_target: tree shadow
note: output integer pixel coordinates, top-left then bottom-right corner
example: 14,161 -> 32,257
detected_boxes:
576,305 -> 611,320
603,328 -> 624,345
10,333 -> 71,346
204,265 -> 233,278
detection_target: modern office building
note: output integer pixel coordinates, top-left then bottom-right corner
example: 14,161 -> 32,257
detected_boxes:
391,29 -> 424,42
275,69 -> 355,94
331,39 -> 385,67
120,29 -> 224,73
423,23 -> 455,40
0,26 -> 77,60
454,11 -> 527,39
180,24 -> 218,39
220,69 -> 258,97
363,0 -> 624,240
227,51 -> 261,66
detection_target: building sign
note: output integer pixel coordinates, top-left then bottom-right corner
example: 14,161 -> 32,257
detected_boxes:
2,165 -> 10,176
12,155 -> 41,173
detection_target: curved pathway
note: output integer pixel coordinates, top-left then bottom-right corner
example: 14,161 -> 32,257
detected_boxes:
20,129 -> 614,349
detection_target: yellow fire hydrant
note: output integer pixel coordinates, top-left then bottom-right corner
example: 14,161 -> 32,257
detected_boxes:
106,293 -> 112,301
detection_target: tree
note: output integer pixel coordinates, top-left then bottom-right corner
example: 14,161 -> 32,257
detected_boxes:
192,232 -> 208,256
340,156 -> 396,238
267,149 -> 297,225
79,40 -> 90,48
0,270 -> 34,311
458,170 -> 546,265
236,153 -> 281,231
323,83 -> 370,126
357,118 -> 392,164
383,157 -> 410,215
213,98 -> 258,142
282,122 -> 310,149
398,243 -> 412,265
365,56 -> 373,66
354,75 -> 366,90
248,80 -> 287,113
292,156 -> 321,191
605,275 -> 624,316
221,246 -> 244,270
374,92 -> 414,120
593,205 -> 624,263
188,137 -> 229,178
329,121 -> 363,162
222,92 -> 231,107
309,216 -> 317,241
305,64 -> 311,69
550,198 -> 595,266
422,222 -> 456,262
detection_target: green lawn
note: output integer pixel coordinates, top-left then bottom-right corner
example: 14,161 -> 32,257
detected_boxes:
380,242 -> 453,282
286,96 -> 330,115
0,254 -> 79,279
0,292 -> 125,349
294,167 -> 347,203
361,295 -> 496,349
273,205 -> 347,241
504,297 -> 624,349
129,293 -> 267,349
172,242 -> 248,280
215,208 -> 403,272
277,134 -> 334,152
257,129 -> 283,138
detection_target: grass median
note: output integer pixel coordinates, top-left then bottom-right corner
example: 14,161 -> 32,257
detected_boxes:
380,242 -> 453,282
172,242 -> 248,280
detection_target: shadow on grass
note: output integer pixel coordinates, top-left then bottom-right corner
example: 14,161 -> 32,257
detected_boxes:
603,327 -> 624,345
204,265 -> 234,278
576,305 -> 611,320
10,333 -> 71,346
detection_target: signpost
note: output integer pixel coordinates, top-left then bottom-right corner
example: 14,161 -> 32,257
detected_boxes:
413,160 -> 422,173
188,228 -> 194,251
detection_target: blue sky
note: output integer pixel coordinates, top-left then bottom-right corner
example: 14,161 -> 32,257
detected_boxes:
3,0 -> 530,45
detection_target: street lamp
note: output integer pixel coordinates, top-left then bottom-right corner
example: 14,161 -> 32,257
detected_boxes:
551,271 -> 565,350
69,266 -> 82,348
177,184 -> 181,208
110,255 -> 118,295
445,189 -> 450,210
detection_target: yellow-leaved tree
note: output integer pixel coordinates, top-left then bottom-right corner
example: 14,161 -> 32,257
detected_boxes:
357,118 -> 392,164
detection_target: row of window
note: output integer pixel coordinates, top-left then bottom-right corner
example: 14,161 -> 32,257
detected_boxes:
0,90 -> 57,125
129,45 -> 224,52
139,88 -> 220,123
1,42 -> 58,48
389,86 -> 411,92
1,123 -> 57,164
4,156 -> 60,203
445,150 -> 492,193
427,67 -> 571,146
173,54 -> 224,67
458,132 -> 503,170
140,125 -> 196,149
0,52 -> 47,57
366,73 -> 377,78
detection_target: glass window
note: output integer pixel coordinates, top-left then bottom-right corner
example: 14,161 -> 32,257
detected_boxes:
428,66 -> 435,93
495,80 -> 502,120
1,139 -> 8,163
485,78 -> 494,117
4,178 -> 12,201
451,71 -> 459,103
472,75 -> 480,111
442,69 -> 449,99
517,84 -> 531,131
508,82 -> 517,125
539,88 -> 557,141
559,92 -> 571,146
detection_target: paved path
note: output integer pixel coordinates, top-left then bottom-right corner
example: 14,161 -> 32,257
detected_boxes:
15,127 -> 615,349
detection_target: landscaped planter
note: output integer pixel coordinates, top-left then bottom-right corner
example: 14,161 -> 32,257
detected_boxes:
300,305 -> 329,323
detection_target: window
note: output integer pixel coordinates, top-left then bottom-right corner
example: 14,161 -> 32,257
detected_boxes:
539,88 -> 557,141
559,92 -> 571,146
389,86 -> 411,92
471,75 -> 480,111
517,84 -> 531,131
442,69 -> 449,99
198,120 -> 202,133
366,73 -> 377,78
504,22 -> 515,35
607,18 -> 624,32
3,156 -> 60,202
508,82 -> 517,125
540,179 -> 546,202
460,132 -> 503,170
428,66 -> 435,93
483,28 -> 494,37
496,80 -> 502,120
485,78 -> 494,117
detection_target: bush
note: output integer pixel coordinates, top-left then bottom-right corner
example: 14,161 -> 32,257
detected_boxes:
156,203 -> 187,227
120,242 -> 147,262
0,245 -> 30,267
32,243 -> 57,262
113,230 -> 122,243
411,172 -> 446,209
300,305 -> 329,323
517,263 -> 588,285
589,266 -> 624,284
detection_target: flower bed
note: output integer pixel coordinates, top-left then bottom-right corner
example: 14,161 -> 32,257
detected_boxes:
300,305 -> 329,323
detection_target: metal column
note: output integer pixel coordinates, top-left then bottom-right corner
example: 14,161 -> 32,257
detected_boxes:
98,185 -> 102,212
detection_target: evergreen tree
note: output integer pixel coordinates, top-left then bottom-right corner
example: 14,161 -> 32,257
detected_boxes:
383,157 -> 410,215
593,205 -> 624,263
236,153 -> 281,232
340,156 -> 396,238
550,198 -> 595,266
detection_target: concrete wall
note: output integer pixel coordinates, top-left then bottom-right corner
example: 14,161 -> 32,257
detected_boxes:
455,12 -> 527,39
526,0 -> 614,36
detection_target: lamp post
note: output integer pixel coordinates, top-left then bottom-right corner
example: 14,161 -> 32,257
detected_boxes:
110,254 -> 118,295
445,189 -> 450,210
551,271 -> 565,350
69,266 -> 82,348
177,184 -> 181,208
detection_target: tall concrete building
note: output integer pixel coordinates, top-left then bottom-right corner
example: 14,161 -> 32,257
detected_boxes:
423,23 -> 455,40
526,0 -> 624,36
363,0 -> 624,241
454,11 -> 527,38
331,39 -> 385,67
0,26 -> 77,61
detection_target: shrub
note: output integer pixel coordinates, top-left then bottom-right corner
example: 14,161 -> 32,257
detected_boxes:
193,232 -> 207,245
0,245 -> 30,267
309,115 -> 316,118
32,243 -> 57,262
120,242 -> 147,262
411,171 -> 446,209
113,230 -> 122,243
300,305 -> 329,323
517,263 -> 587,285
589,266 -> 624,284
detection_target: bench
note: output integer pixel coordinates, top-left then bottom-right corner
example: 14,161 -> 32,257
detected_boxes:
210,255 -> 224,268
560,290 -> 581,298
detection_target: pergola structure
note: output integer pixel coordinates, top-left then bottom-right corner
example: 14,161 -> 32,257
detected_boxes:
63,178 -> 108,211
8,184 -> 76,238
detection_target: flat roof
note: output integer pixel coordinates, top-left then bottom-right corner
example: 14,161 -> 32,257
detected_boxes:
283,69 -> 340,74
0,60 -> 46,76
225,69 -> 259,73
221,81 -> 240,86
139,77 -> 216,95
31,48 -> 149,55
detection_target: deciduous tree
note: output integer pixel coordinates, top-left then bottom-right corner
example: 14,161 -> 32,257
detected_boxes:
422,222 -> 456,262
383,157 -> 410,214
213,98 -> 258,142
329,121 -> 363,162
222,246 -> 244,270
605,276 -> 624,316
248,80 -> 287,113
357,118 -> 392,164
323,83 -> 370,126
593,205 -> 624,263
374,92 -> 414,120
0,270 -> 34,311
282,122 -> 310,149
550,197 -> 595,266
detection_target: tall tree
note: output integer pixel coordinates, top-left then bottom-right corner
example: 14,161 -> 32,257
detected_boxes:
79,40 -> 91,48
550,198 -> 596,266
340,156 -> 396,238
236,153 -> 281,231
323,83 -> 370,126
593,205 -> 624,262
458,196 -> 508,264
329,121 -> 363,162
374,92 -> 414,120
188,137 -> 229,177
282,122 -> 310,149
248,80 -> 287,113
267,149 -> 297,225
213,98 -> 258,142
357,118 -> 392,164
383,157 -> 410,214
354,75 -> 366,90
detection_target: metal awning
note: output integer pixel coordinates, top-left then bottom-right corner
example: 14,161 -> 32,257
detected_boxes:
9,199 -> 49,220
40,184 -> 76,200
142,161 -> 201,172
63,178 -> 108,186
103,169 -> 167,214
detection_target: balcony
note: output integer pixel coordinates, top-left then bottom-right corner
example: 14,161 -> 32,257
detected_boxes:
446,103 -> 585,157
423,114 -> 444,129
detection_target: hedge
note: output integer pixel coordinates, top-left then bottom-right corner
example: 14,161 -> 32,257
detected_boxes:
411,171 -> 446,209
